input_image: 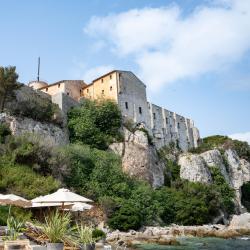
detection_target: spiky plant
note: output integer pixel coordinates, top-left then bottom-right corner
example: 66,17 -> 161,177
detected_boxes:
41,210 -> 71,243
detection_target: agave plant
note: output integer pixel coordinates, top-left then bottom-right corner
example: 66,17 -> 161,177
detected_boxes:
76,224 -> 95,247
5,216 -> 24,241
40,210 -> 71,243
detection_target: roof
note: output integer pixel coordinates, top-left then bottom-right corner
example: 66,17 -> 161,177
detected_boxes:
39,80 -> 87,90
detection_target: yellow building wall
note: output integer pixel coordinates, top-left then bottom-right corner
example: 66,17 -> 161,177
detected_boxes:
82,71 -> 118,102
40,82 -> 65,96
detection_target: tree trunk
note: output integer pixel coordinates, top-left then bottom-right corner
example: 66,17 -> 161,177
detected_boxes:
0,93 -> 6,112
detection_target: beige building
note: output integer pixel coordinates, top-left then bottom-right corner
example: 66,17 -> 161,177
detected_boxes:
28,70 -> 200,151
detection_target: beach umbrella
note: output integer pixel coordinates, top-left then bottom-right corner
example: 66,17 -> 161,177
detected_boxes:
0,194 -> 31,208
63,202 -> 93,212
32,188 -> 93,208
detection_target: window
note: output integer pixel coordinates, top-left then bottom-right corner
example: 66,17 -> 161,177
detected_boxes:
139,107 -> 142,114
166,118 -> 168,124
178,122 -> 180,129
110,75 -> 112,79
101,79 -> 104,83
67,92 -> 69,96
153,113 -> 156,119
58,84 -> 60,88
87,89 -> 89,93
125,102 -> 128,109
102,90 -> 104,94
110,86 -> 112,91
46,88 -> 48,92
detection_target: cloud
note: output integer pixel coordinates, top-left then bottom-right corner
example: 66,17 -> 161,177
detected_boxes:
83,65 -> 114,83
229,131 -> 250,145
84,0 -> 250,91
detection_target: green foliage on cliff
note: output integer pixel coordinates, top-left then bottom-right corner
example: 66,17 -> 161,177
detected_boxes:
0,134 -> 60,199
190,135 -> 250,162
10,90 -> 63,126
241,182 -> 250,212
68,99 -> 122,149
0,123 -> 11,143
0,66 -> 20,112
209,166 -> 235,214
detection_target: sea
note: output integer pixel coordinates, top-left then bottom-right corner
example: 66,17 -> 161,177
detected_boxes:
132,236 -> 250,250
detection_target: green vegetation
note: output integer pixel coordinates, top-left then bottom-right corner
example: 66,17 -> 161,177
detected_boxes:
190,135 -> 250,162
68,99 -> 122,149
209,166 -> 235,214
40,210 -> 72,243
0,123 -> 11,143
241,182 -> 250,212
0,97 -> 240,231
0,66 -> 21,112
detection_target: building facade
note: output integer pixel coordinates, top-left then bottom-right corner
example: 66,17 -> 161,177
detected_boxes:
28,70 -> 200,151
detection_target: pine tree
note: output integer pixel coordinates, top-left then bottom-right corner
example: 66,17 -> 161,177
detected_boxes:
0,66 -> 20,112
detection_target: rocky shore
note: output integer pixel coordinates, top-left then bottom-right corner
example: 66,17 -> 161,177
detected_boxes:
106,213 -> 250,247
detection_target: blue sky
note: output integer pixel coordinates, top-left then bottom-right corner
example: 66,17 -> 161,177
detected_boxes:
0,0 -> 249,142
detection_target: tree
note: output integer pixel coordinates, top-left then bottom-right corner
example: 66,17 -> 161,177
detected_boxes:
0,66 -> 20,112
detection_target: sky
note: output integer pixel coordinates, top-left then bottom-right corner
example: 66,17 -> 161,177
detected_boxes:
0,0 -> 249,143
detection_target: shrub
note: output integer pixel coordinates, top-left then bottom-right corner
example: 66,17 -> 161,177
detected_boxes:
68,99 -> 122,149
92,228 -> 106,241
241,182 -> 250,212
0,123 -> 11,143
0,159 -> 60,199
10,93 -> 63,126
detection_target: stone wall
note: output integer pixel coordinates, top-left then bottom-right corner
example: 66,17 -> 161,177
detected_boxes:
115,71 -> 200,152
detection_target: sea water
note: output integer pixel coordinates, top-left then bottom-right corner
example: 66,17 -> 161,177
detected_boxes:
132,236 -> 250,250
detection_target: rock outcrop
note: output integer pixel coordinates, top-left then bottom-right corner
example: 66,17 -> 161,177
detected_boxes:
0,113 -> 68,145
229,213 -> 250,229
109,128 -> 165,187
178,149 -> 250,213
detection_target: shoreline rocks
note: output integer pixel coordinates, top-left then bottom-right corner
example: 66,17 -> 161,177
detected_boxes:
106,217 -> 250,247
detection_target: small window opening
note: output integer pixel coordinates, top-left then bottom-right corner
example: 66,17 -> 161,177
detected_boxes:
110,86 -> 112,91
58,84 -> 60,88
101,79 -> 104,83
125,102 -> 128,109
178,122 -> 180,129
87,89 -> 89,93
166,118 -> 168,124
139,107 -> 142,114
153,113 -> 156,119
46,88 -> 48,92
102,90 -> 104,94
110,75 -> 112,79
67,92 -> 69,96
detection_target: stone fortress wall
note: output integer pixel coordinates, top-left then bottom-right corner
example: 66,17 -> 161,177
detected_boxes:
28,70 -> 200,151
116,71 -> 200,151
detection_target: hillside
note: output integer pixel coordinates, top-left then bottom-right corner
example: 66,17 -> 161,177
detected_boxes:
0,84 -> 250,231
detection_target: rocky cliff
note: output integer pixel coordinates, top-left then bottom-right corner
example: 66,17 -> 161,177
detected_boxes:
0,113 -> 68,145
178,149 -> 250,213
109,128 -> 165,187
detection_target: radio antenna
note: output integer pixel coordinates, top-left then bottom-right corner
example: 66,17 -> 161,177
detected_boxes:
37,57 -> 40,81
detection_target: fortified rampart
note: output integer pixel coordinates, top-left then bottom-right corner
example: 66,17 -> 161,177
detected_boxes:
28,70 -> 200,151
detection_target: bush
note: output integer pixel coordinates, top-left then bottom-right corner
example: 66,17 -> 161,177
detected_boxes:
0,123 -> 11,143
0,158 -> 60,199
68,99 -> 122,149
241,182 -> 250,211
190,135 -> 250,162
92,228 -> 106,241
10,93 -> 63,126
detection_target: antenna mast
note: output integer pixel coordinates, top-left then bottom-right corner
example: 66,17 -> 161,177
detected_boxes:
37,57 -> 40,81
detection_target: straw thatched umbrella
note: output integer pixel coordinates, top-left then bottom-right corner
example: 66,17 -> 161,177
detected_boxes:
0,194 -> 31,207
